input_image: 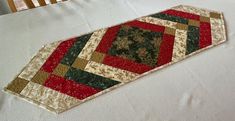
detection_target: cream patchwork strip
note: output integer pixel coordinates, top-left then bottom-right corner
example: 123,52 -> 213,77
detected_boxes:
84,61 -> 139,83
210,17 -> 226,45
78,29 -> 107,60
19,41 -> 61,81
172,5 -> 210,17
20,82 -> 81,113
137,16 -> 177,29
172,29 -> 187,62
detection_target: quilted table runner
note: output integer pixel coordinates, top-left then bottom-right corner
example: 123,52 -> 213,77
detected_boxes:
4,5 -> 226,114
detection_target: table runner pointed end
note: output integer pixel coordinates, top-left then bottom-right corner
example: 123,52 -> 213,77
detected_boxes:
4,5 -> 227,114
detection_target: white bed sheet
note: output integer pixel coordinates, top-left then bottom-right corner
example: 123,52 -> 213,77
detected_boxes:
0,0 -> 235,121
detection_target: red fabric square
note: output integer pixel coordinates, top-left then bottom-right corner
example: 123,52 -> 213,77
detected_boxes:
41,38 -> 76,73
157,34 -> 175,66
44,74 -> 100,100
103,55 -> 153,74
199,22 -> 212,48
163,9 -> 200,20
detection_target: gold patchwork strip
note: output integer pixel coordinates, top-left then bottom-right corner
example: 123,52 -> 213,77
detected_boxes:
172,29 -> 187,62
78,29 -> 107,60
52,64 -> 70,77
84,61 -> 139,82
20,82 -> 81,113
18,41 -> 61,81
31,70 -> 50,85
72,58 -> 89,70
5,77 -> 29,94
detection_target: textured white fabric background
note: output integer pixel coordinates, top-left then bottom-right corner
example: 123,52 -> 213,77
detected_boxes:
0,0 -> 235,121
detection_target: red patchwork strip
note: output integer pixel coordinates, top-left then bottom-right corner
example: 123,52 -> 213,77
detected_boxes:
199,22 -> 212,48
44,74 -> 100,100
96,25 -> 121,53
157,34 -> 175,66
163,9 -> 200,20
103,55 -> 153,74
41,38 -> 76,73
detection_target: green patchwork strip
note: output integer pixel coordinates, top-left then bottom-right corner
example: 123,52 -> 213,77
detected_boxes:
65,67 -> 120,90
186,26 -> 200,54
61,33 -> 93,66
151,13 -> 188,24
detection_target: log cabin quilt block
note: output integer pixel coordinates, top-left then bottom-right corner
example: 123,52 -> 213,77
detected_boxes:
4,5 -> 227,114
